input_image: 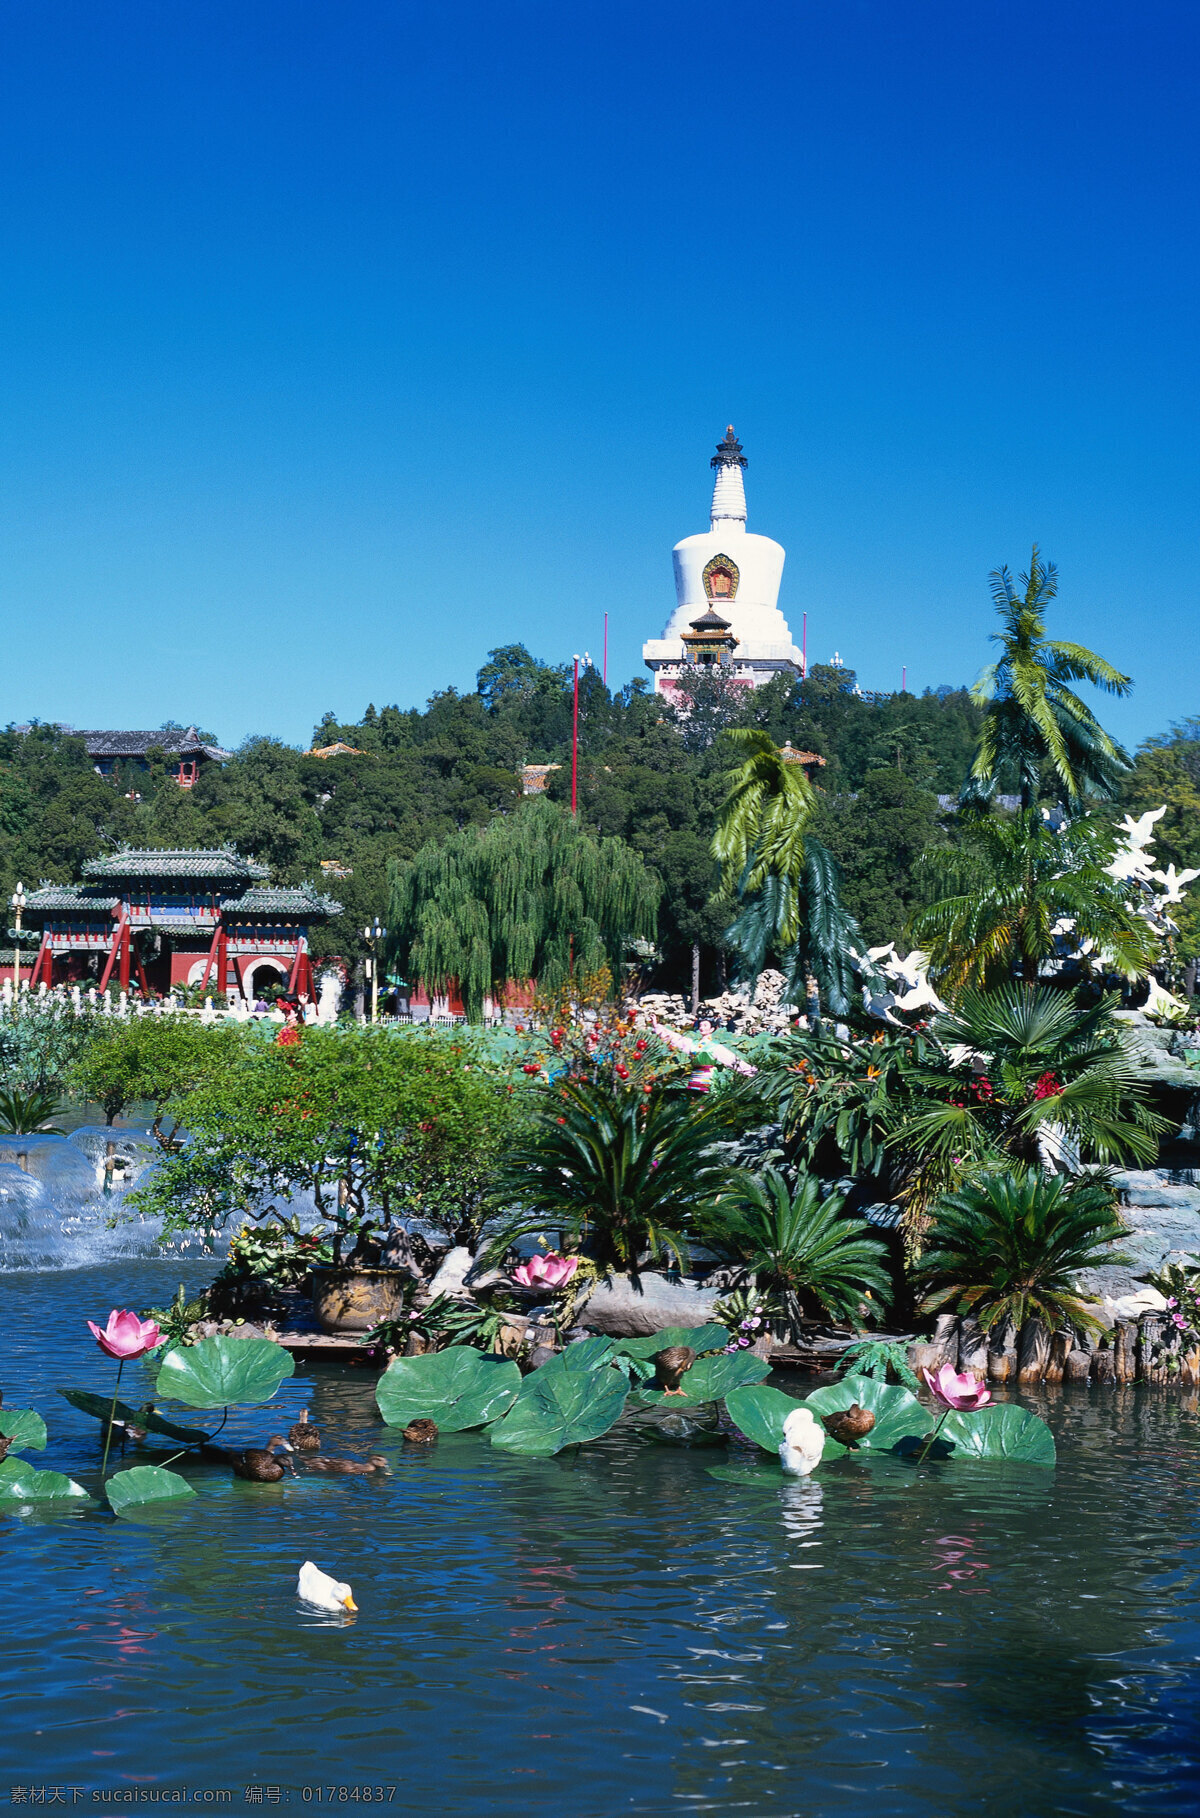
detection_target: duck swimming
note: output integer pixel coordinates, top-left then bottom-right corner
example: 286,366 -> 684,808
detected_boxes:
779,1407 -> 825,1476
301,1453 -> 391,1477
287,1409 -> 321,1452
298,1561 -> 357,1613
229,1436 -> 295,1482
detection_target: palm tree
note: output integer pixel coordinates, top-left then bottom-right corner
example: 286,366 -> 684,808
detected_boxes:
908,810 -> 1159,993
713,732 -> 870,1019
919,1168 -> 1127,1336
487,1079 -> 736,1274
721,1167 -> 892,1339
971,547 -> 1131,809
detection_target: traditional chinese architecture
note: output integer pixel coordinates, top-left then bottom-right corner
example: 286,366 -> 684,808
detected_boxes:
22,847 -> 341,1000
78,727 -> 231,787
643,427 -> 805,700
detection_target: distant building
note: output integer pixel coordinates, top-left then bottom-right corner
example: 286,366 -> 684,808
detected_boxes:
22,846 -> 340,999
76,727 -> 230,788
306,742 -> 365,759
521,763 -> 561,796
643,427 -> 805,700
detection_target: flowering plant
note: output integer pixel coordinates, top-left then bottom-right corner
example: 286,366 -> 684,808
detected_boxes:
511,1252 -> 579,1291
915,1364 -> 990,1463
88,1308 -> 163,1476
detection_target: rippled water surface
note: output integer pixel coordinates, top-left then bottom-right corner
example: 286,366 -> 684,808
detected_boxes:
4,1263 -> 1200,1816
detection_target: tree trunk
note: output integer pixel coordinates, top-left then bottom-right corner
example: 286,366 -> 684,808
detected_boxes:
691,942 -> 701,1016
1017,1318 -> 1051,1383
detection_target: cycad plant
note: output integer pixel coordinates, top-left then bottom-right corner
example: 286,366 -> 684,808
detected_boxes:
487,1079 -> 735,1274
970,547 -> 1131,809
919,1168 -> 1127,1336
721,1167 -> 892,1339
899,984 -> 1168,1175
0,1086 -> 65,1135
909,810 -> 1158,994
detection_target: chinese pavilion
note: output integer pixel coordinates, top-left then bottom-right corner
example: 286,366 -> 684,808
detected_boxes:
79,728 -> 231,788
643,427 -> 805,700
22,847 -> 341,1000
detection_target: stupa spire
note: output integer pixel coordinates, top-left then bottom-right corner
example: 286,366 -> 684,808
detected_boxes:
709,424 -> 747,527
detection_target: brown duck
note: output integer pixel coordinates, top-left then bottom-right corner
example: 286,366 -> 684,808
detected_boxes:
287,1409 -> 321,1452
654,1345 -> 696,1395
821,1404 -> 875,1448
402,1419 -> 438,1445
302,1453 -> 391,1477
229,1436 -> 295,1482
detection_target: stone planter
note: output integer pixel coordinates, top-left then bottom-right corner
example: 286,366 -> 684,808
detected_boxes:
309,1265 -> 413,1336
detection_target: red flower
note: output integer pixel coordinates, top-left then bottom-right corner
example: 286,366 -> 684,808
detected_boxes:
615,1064 -> 629,1080
1032,1070 -> 1062,1100
522,1062 -> 540,1075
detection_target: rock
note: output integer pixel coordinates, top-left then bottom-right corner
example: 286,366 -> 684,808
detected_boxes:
1017,1319 -> 1051,1383
574,1271 -> 719,1338
1065,1348 -> 1092,1383
426,1246 -> 475,1300
1089,1348 -> 1115,1385
528,1345 -> 558,1370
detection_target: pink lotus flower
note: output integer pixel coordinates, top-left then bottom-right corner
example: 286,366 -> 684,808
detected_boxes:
87,1309 -> 163,1361
922,1364 -> 991,1412
511,1253 -> 579,1291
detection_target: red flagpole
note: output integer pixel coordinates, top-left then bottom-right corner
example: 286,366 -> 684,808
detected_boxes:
603,612 -> 608,687
571,654 -> 580,814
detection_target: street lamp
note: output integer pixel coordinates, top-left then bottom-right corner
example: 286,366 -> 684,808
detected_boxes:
363,916 -> 387,1024
10,881 -> 26,996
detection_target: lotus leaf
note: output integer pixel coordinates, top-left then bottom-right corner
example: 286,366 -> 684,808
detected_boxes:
722,1383 -> 848,1461
706,1463 -> 789,1486
105,1466 -> 198,1514
801,1373 -> 930,1451
613,1323 -> 731,1360
490,1358 -> 628,1456
154,1337 -> 295,1409
0,1408 -> 47,1453
376,1347 -> 521,1433
60,1388 -> 212,1444
554,1335 -> 618,1371
634,1350 -> 770,1406
936,1404 -> 1056,1467
0,1456 -> 88,1501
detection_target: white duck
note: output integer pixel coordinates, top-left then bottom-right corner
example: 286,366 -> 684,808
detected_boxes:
779,1407 -> 825,1476
298,1560 -> 357,1613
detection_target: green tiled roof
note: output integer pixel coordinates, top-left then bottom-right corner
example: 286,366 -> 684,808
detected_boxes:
82,845 -> 270,881
24,886 -> 119,911
222,886 -> 343,918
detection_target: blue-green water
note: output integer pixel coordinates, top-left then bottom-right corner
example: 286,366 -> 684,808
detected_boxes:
3,1262 -> 1200,1816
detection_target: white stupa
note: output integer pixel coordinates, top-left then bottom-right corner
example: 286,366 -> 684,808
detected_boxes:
643,427 -> 804,699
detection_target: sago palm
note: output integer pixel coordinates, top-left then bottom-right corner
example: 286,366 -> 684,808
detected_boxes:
898,984 -> 1169,1174
721,1167 -> 892,1338
919,1168 -> 1127,1336
908,810 -> 1158,994
487,1079 -> 735,1274
0,1087 -> 65,1135
971,546 -> 1131,809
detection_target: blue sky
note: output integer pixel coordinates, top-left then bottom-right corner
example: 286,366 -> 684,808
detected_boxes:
0,1 -> 1195,751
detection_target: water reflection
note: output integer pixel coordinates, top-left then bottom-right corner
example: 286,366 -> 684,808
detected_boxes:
2,1262 -> 1200,1813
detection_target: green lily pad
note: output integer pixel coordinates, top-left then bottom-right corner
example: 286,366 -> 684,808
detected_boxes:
723,1383 -> 848,1461
706,1463 -> 787,1486
801,1373 -> 930,1451
154,1336 -> 295,1409
0,1408 -> 47,1453
376,1347 -> 522,1433
554,1335 -> 618,1371
105,1465 -> 198,1514
0,1456 -> 88,1502
490,1350 -> 629,1456
937,1403 -> 1056,1467
60,1388 -> 213,1444
613,1323 -> 732,1360
634,1350 -> 770,1406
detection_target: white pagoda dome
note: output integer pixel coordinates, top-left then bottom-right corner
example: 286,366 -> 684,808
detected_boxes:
643,427 -> 804,698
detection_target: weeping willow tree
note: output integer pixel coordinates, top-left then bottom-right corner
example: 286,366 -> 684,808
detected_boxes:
387,800 -> 661,1021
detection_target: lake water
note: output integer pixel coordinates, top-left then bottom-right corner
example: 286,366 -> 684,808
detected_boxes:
3,1260 -> 1200,1816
